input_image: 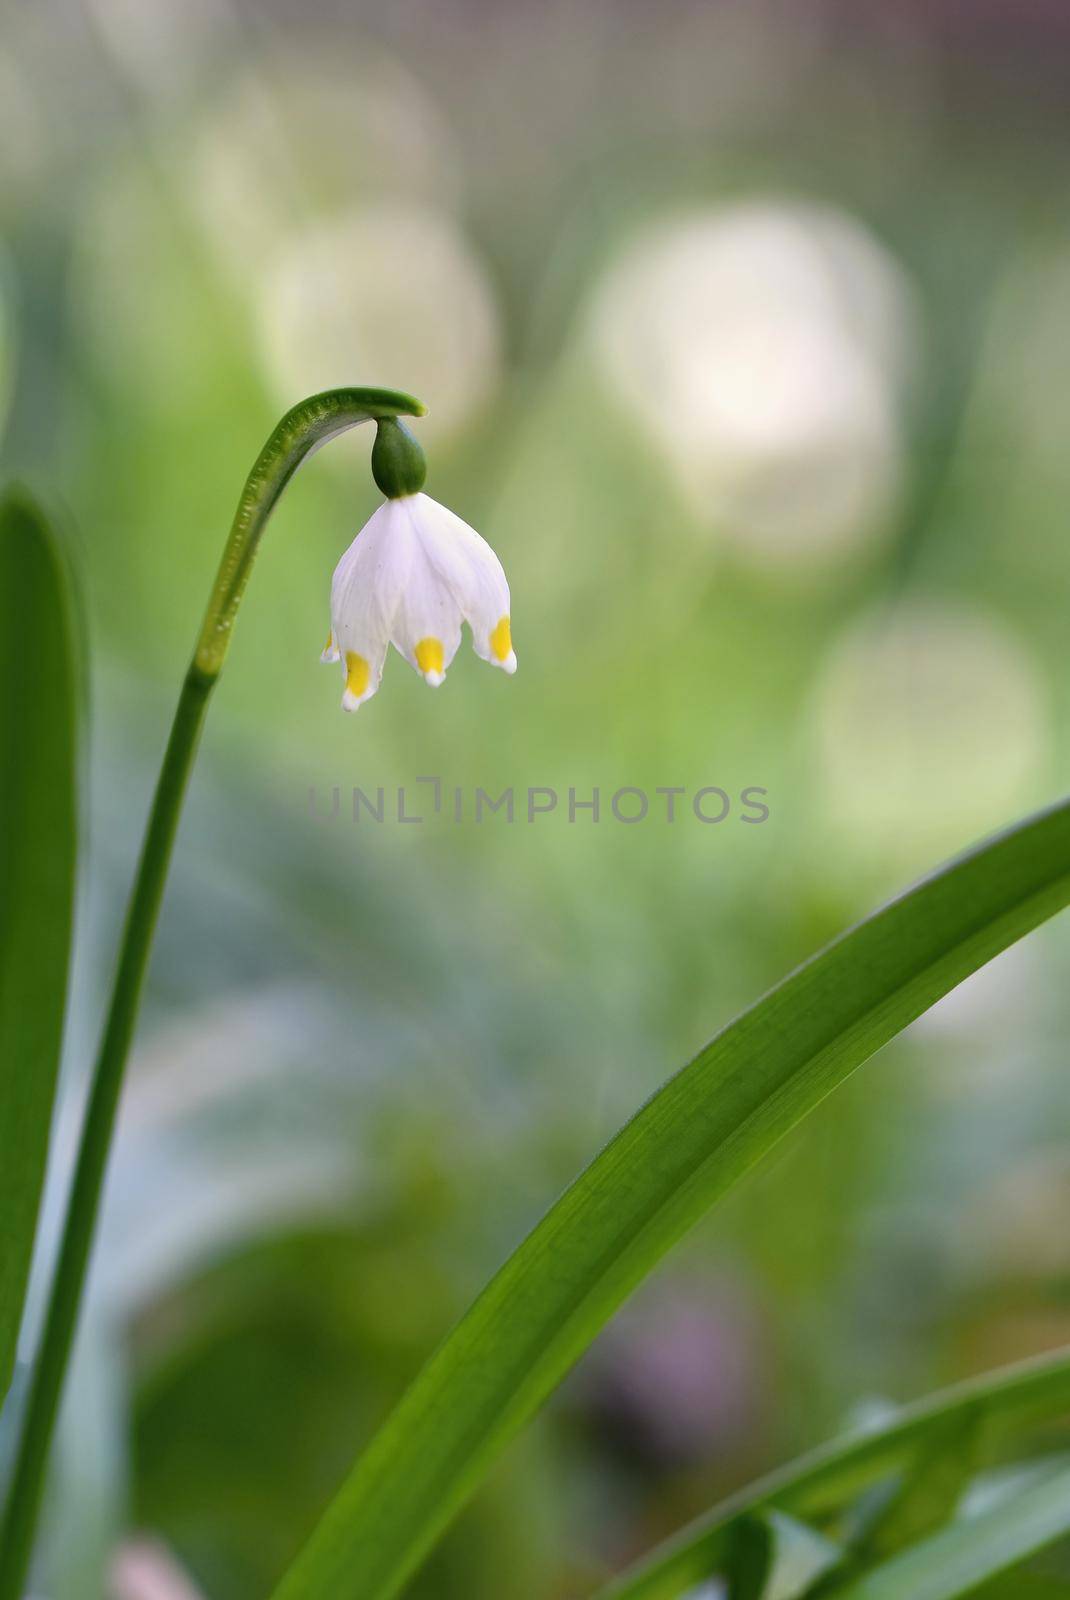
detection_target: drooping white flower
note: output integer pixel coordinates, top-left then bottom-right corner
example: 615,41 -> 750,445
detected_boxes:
321,492 -> 516,712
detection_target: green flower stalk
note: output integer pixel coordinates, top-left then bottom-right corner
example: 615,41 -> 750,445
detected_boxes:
0,387 -> 428,1599
193,389 -> 427,677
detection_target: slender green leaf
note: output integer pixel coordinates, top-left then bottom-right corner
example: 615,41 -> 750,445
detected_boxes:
727,1510 -> 841,1600
273,799 -> 1070,1600
599,1348 -> 1070,1600
972,1573 -> 1070,1597
848,1411 -> 981,1564
805,1409 -> 985,1593
0,388 -> 425,1600
832,1463 -> 1070,1600
0,489 -> 79,1402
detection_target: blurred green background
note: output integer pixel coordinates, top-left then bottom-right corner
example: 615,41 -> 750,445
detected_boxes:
2,1 -> 1070,1596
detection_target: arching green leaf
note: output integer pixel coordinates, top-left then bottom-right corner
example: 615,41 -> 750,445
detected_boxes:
272,798 -> 1070,1600
0,488 -> 80,1402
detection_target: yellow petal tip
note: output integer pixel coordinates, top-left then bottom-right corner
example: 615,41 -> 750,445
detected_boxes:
342,650 -> 370,709
490,616 -> 513,665
415,637 -> 445,682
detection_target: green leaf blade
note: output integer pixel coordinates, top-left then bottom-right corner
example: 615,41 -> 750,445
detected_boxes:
272,799 -> 1070,1600
833,1464 -> 1070,1600
727,1509 -> 841,1600
845,1410 -> 981,1570
0,489 -> 80,1402
600,1347 -> 1070,1600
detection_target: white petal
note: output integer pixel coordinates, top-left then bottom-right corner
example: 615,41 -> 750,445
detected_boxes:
329,500 -> 413,711
406,493 -> 516,673
389,502 -> 465,686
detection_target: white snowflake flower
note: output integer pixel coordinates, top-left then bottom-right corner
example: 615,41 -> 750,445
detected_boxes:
322,492 -> 516,712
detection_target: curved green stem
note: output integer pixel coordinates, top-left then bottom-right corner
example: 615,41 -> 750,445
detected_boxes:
194,387 -> 425,675
0,387 -> 425,1598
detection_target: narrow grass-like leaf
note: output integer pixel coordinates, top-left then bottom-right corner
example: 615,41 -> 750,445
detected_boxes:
846,1410 -> 981,1567
0,389 -> 427,1600
273,800 -> 1070,1600
831,1462 -> 1070,1600
727,1510 -> 841,1600
971,1574 -> 1070,1597
599,1347 -> 1070,1600
0,489 -> 79,1403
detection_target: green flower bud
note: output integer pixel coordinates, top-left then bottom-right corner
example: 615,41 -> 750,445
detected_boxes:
371,416 -> 427,499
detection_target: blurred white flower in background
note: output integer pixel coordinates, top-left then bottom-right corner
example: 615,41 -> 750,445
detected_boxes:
0,47 -> 48,195
258,203 -> 501,445
187,52 -> 459,283
588,201 -> 918,572
72,157 -> 222,413
810,599 -> 1048,864
72,48 -> 499,445
83,0 -> 225,100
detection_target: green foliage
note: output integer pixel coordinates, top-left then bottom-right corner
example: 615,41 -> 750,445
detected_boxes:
833,1462 -> 1070,1599
0,386 -> 429,1600
972,1574 -> 1070,1597
5,15 -> 1070,1597
840,1411 -> 981,1571
0,489 -> 79,1403
193,386 -> 426,677
726,1510 -> 841,1600
271,800 -> 1070,1600
600,1346 -> 1070,1599
133,1223 -> 553,1600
